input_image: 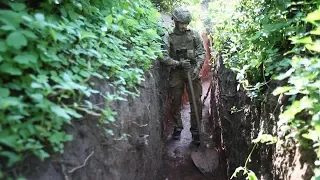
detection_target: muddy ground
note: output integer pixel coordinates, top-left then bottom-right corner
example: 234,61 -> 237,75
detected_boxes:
159,80 -> 226,180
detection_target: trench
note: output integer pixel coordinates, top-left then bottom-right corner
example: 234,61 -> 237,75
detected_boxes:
15,23 -> 309,180
158,79 -> 227,180
154,8 -> 231,179
3,2 -> 315,180
154,9 -> 314,180
156,25 -> 228,179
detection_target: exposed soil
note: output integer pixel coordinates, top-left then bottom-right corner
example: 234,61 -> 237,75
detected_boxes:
159,80 -> 225,180
22,63 -> 170,180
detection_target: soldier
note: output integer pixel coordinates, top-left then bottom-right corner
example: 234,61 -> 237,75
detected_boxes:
161,7 -> 205,145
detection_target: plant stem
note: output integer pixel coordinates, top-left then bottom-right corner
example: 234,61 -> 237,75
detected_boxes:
244,143 -> 257,168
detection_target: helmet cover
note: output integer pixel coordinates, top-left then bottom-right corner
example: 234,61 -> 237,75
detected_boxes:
172,7 -> 192,24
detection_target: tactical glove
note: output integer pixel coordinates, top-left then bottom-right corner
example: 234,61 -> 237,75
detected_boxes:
180,59 -> 191,70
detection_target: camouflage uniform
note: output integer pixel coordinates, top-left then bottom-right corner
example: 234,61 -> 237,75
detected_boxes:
161,7 -> 205,140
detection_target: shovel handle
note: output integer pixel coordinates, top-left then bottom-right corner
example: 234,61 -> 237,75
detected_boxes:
187,72 -> 204,148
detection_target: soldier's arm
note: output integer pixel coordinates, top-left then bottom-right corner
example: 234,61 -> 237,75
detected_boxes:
194,31 -> 205,69
159,33 -> 180,67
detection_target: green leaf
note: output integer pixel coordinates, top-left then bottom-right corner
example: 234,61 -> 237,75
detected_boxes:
7,115 -> 23,122
253,133 -> 277,144
104,129 -> 114,136
0,88 -> 10,97
6,31 -> 28,49
1,24 -> 16,31
13,54 -> 38,64
108,115 -> 116,122
8,2 -> 26,11
79,70 -> 90,77
30,94 -> 44,102
0,10 -> 21,28
50,105 -> 71,120
0,62 -> 22,75
0,151 -> 22,167
48,132 -> 64,144
65,108 -> 83,118
275,68 -> 295,80
21,30 -> 38,39
67,9 -> 78,20
111,24 -> 119,32
92,72 -> 103,79
302,133 -> 313,140
247,171 -> 258,180
105,14 -> 113,25
0,40 -> 7,52
49,131 -> 72,144
306,42 -> 320,52
34,149 -> 50,161
31,82 -> 43,89
291,36 -> 312,44
0,134 -> 19,149
231,166 -> 244,178
80,31 -> 97,41
1,97 -> 23,110
273,86 -> 293,95
126,19 -> 138,27
311,28 -> 320,35
305,9 -> 320,22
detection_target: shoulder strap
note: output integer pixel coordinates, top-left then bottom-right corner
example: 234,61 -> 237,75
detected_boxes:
189,29 -> 197,49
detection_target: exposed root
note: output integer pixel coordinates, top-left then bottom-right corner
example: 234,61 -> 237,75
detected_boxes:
61,163 -> 70,180
68,151 -> 94,174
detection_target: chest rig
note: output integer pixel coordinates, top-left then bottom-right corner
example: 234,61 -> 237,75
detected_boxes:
169,30 -> 196,65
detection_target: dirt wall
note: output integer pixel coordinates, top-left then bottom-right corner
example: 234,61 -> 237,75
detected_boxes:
23,61 -> 170,180
210,54 -> 315,180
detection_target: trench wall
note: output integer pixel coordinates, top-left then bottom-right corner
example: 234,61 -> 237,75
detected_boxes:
24,62 -> 170,180
210,54 -> 315,180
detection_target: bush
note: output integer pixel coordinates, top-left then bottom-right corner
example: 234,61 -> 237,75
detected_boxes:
210,0 -> 320,178
0,0 -> 163,178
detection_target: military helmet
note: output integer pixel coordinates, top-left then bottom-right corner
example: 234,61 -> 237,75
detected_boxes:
172,7 -> 191,24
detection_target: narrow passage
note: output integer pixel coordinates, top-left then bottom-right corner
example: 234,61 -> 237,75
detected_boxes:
160,80 -> 223,180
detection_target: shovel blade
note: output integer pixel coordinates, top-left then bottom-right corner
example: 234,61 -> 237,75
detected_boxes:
191,148 -> 219,174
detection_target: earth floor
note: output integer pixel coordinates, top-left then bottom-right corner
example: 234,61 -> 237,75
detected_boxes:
159,80 -> 226,180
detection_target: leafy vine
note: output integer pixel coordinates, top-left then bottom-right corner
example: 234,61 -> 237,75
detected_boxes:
0,0 -> 163,178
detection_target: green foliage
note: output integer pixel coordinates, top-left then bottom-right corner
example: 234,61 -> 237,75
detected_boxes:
273,7 -> 320,179
231,166 -> 258,180
252,133 -> 277,145
211,0 -> 318,97
231,144 -> 258,180
211,0 -> 319,178
0,0 -> 163,177
232,132 -> 277,180
152,0 -> 202,13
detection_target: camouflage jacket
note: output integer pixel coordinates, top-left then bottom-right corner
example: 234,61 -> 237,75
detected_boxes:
161,27 -> 205,70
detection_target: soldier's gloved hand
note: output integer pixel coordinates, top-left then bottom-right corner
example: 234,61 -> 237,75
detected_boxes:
191,67 -> 200,80
179,59 -> 191,70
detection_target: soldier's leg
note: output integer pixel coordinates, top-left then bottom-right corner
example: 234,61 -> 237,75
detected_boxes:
170,71 -> 185,138
186,76 -> 202,140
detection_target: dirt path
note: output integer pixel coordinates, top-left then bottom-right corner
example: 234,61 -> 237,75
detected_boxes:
159,81 -> 223,180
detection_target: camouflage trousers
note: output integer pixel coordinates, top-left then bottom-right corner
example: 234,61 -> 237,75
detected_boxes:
170,69 -> 202,135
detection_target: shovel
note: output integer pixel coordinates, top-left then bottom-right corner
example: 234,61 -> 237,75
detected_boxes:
187,71 -> 219,174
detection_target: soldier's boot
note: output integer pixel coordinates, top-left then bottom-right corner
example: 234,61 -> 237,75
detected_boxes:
192,133 -> 200,146
172,130 -> 182,140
